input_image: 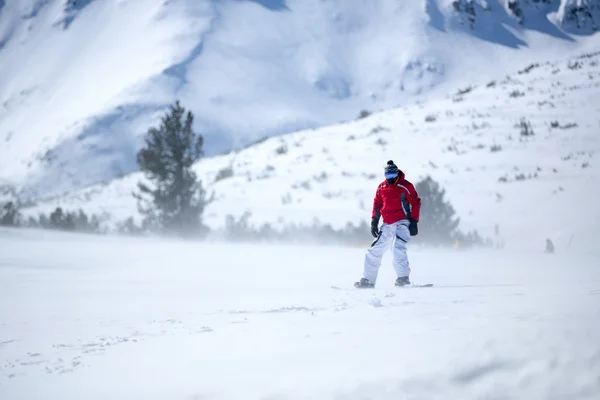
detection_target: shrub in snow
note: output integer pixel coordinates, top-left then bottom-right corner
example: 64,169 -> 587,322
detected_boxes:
358,110 -> 372,119
509,90 -> 525,98
214,166 -> 234,182
134,101 -> 211,236
313,172 -> 328,183
281,193 -> 292,205
490,144 -> 503,152
456,86 -> 473,96
370,126 -> 389,135
275,144 -> 288,155
299,181 -> 312,190
519,63 -> 539,75
322,191 -> 342,199
562,123 -> 578,129
551,120 -> 578,129
424,114 -> 437,122
517,118 -> 535,137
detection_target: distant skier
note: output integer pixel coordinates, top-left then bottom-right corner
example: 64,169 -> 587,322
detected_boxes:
355,160 -> 421,288
545,238 -> 555,254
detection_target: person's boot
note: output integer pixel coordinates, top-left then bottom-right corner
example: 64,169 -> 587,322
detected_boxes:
354,278 -> 375,288
395,276 -> 411,287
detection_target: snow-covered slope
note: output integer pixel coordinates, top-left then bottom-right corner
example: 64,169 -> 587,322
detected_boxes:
1,0 -> 599,196
24,50 -> 600,253
1,229 -> 599,399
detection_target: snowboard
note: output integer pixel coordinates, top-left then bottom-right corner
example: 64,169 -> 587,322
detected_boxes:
331,283 -> 433,290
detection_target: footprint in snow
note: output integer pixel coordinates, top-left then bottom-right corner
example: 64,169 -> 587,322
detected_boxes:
0,339 -> 16,348
189,326 -> 213,334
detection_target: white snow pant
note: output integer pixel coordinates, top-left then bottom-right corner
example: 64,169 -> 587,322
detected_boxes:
363,220 -> 411,284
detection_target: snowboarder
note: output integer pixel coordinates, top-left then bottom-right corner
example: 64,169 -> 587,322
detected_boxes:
355,160 -> 421,288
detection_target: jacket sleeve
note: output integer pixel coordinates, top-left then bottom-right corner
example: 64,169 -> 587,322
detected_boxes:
408,182 -> 421,222
372,186 -> 383,220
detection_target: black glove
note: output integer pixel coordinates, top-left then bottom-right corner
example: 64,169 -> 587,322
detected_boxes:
409,219 -> 418,236
371,218 -> 380,238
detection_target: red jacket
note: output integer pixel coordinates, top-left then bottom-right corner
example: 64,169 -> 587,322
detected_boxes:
372,171 -> 421,224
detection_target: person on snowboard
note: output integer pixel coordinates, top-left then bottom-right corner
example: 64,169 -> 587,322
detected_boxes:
355,160 -> 421,288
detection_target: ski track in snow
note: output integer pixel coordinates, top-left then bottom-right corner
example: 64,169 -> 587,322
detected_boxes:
1,229 -> 599,399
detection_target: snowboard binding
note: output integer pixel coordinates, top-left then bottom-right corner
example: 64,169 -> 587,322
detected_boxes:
395,276 -> 411,287
354,278 -> 375,288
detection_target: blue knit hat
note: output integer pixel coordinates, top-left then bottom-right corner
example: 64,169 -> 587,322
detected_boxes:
384,160 -> 398,179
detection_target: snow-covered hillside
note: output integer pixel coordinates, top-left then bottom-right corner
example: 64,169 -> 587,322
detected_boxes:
1,0 -> 599,196
24,50 -> 600,253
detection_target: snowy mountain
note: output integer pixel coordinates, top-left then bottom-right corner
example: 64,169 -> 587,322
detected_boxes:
1,0 -> 599,197
23,49 -> 600,253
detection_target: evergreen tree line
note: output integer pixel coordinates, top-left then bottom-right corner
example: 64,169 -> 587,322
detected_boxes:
219,212 -> 371,245
0,202 -> 103,233
1,101 -> 490,247
217,176 -> 490,248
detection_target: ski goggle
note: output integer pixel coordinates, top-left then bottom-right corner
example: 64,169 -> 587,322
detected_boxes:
385,171 -> 398,179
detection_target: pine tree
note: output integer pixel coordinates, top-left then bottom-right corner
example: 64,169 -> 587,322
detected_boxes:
0,202 -> 20,227
414,176 -> 460,245
135,101 -> 211,235
49,207 -> 75,230
49,208 -> 64,229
